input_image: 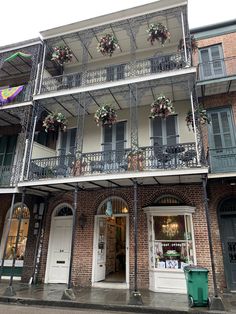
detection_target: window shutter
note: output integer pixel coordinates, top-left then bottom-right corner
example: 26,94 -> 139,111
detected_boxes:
152,117 -> 163,146
106,66 -> 115,81
117,65 -> 125,80
166,116 -> 178,146
103,125 -> 113,151
69,128 -> 76,154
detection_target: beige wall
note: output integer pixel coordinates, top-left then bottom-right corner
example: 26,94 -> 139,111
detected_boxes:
65,100 -> 195,153
32,142 -> 56,159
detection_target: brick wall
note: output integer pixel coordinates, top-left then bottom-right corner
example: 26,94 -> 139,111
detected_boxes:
35,184 -> 217,292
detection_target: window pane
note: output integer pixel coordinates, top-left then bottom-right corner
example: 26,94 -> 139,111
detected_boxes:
69,128 -> 76,154
214,135 -> 222,149
210,45 -> 220,59
211,113 -> 220,134
220,112 -> 230,133
224,134 -> 232,147
154,216 -> 185,240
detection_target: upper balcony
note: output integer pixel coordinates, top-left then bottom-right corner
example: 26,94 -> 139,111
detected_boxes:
197,56 -> 236,97
208,147 -> 236,174
0,39 -> 42,110
37,0 -> 193,98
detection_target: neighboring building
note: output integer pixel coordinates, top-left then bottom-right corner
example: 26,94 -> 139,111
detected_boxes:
192,20 -> 236,291
0,38 -> 43,279
1,0 -> 218,297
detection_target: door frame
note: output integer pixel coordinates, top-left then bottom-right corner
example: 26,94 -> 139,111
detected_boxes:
218,197 -> 236,291
92,213 -> 129,288
44,204 -> 73,284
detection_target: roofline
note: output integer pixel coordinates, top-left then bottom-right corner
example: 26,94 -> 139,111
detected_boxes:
0,38 -> 43,54
191,19 -> 236,34
40,0 -> 187,40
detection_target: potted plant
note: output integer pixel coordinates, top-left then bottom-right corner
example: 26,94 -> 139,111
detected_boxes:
51,46 -> 73,65
147,23 -> 170,46
94,104 -> 117,127
127,146 -> 144,171
150,95 -> 174,119
42,112 -> 68,133
97,34 -> 120,56
178,35 -> 198,53
186,106 -> 210,131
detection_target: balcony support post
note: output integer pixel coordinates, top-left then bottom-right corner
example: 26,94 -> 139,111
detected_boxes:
0,193 -> 16,282
190,91 -> 200,165
202,176 -> 225,311
129,179 -> 143,305
79,31 -> 93,86
3,189 -> 26,297
62,184 -> 78,301
38,43 -> 47,94
129,84 -> 139,152
180,10 -> 188,65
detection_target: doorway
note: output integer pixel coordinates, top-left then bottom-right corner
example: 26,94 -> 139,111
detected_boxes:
219,198 -> 236,290
45,205 -> 73,284
92,197 -> 129,288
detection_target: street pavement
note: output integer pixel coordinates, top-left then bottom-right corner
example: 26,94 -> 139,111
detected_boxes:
0,304 -> 133,314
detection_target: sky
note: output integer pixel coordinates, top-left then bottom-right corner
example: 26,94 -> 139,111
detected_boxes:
1,0 -> 235,47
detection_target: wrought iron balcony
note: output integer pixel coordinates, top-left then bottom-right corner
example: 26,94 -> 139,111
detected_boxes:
0,165 -> 15,187
40,52 -> 190,94
208,147 -> 236,173
28,142 -> 200,181
0,83 -> 32,107
197,56 -> 236,81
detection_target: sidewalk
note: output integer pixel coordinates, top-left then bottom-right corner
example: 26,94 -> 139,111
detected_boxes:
0,281 -> 234,313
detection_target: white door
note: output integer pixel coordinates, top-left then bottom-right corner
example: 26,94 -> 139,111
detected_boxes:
47,217 -> 73,283
94,217 -> 107,282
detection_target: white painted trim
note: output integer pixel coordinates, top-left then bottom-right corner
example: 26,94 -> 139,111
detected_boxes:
0,188 -> 20,194
143,206 -> 196,215
33,68 -> 196,101
208,172 -> 236,179
0,101 -> 32,111
0,41 -> 42,54
18,167 -> 209,188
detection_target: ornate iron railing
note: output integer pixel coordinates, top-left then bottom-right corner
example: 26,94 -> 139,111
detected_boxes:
197,57 -> 236,81
29,142 -> 200,181
0,83 -> 32,107
0,165 -> 15,187
40,52 -> 190,93
208,147 -> 236,173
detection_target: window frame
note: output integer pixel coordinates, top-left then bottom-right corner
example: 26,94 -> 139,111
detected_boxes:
144,206 -> 196,272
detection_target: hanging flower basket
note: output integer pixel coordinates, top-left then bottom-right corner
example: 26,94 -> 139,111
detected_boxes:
42,112 -> 68,133
178,35 -> 198,53
147,23 -> 170,46
51,46 -> 73,65
150,95 -> 174,119
97,34 -> 119,57
186,106 -> 210,131
94,105 -> 117,127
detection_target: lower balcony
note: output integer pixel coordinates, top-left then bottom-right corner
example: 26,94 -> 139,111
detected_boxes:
28,143 -> 200,181
208,147 -> 236,173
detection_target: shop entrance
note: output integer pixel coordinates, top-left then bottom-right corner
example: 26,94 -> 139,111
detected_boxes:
93,197 -> 129,287
219,198 -> 236,291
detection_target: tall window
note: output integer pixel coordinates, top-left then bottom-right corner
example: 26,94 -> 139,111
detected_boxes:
151,115 -> 178,147
60,128 -> 77,155
199,45 -> 225,80
208,108 -> 235,149
106,65 -> 125,81
103,121 -> 126,161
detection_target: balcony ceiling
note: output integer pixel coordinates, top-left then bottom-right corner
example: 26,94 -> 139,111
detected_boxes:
197,76 -> 236,97
45,7 -> 187,74
22,172 -> 204,196
38,74 -> 194,118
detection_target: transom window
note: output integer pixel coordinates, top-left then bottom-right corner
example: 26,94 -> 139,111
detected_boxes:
98,197 -> 128,215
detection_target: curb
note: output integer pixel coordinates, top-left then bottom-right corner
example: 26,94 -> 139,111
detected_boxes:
0,296 -> 227,314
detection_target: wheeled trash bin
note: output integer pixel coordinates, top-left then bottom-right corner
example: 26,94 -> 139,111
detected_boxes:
184,266 -> 209,307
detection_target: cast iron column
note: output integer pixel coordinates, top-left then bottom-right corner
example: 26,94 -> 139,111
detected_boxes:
0,193 -> 16,282
129,179 -> 143,305
202,176 -> 225,311
62,184 -> 78,300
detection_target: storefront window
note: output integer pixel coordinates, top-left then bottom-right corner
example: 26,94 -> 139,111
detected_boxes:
150,214 -> 195,270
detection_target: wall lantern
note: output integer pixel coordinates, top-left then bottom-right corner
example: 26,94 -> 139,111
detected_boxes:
79,213 -> 87,229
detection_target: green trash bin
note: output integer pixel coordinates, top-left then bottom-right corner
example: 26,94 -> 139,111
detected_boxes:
184,265 -> 209,307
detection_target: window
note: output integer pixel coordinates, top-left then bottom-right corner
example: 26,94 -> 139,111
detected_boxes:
60,128 -> 77,155
199,45 -> 225,80
0,135 -> 17,167
151,115 -> 178,147
145,206 -> 196,271
34,131 -> 56,150
106,65 -> 125,81
103,121 -> 126,161
208,108 -> 235,149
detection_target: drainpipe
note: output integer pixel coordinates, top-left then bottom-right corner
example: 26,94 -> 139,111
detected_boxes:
62,184 -> 78,301
202,175 -> 225,311
3,189 -> 26,297
129,179 -> 143,305
0,193 -> 16,281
